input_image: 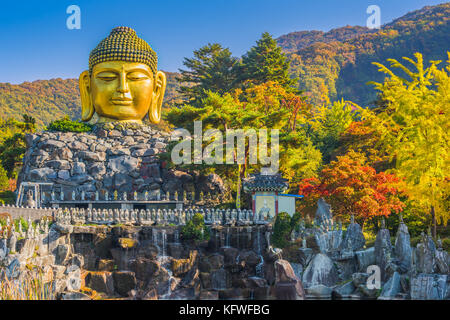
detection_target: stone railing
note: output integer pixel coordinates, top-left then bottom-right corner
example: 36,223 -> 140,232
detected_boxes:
0,204 -> 55,220
53,207 -> 268,226
42,189 -> 216,203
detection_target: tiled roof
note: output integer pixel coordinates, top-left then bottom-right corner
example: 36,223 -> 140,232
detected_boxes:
243,173 -> 289,192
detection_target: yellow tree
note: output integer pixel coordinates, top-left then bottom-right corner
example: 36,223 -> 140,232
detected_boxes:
371,52 -> 450,237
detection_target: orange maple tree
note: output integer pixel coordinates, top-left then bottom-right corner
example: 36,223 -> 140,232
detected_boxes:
299,150 -> 406,224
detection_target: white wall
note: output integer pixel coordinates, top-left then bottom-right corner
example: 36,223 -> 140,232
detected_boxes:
278,196 -> 295,216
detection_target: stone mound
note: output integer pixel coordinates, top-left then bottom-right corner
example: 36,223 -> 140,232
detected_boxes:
18,122 -> 226,203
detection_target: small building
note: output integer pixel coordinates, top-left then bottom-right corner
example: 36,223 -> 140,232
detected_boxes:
243,171 -> 298,220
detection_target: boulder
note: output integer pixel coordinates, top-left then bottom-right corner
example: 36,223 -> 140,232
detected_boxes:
341,223 -> 365,252
355,247 -> 375,272
394,221 -> 412,272
302,253 -> 339,288
61,292 -> 91,300
410,274 -> 447,300
379,272 -> 401,299
305,284 -> 333,298
274,259 -> 305,300
113,271 -> 137,297
332,281 -> 356,299
374,228 -> 392,282
87,272 -> 114,296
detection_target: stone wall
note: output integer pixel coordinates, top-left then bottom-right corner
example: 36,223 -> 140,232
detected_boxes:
18,122 -> 226,205
0,204 -> 55,220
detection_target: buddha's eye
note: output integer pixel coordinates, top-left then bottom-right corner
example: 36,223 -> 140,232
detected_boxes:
96,72 -> 117,82
127,72 -> 149,81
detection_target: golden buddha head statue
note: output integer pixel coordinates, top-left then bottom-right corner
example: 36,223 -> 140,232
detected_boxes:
79,27 -> 166,124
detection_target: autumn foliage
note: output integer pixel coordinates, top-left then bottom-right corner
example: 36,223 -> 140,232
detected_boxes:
299,151 -> 406,223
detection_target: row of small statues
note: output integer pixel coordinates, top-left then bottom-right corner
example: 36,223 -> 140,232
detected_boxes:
0,216 -> 49,244
44,189 -> 215,203
54,207 -> 268,226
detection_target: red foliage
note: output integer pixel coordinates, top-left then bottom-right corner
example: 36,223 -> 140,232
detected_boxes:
298,151 -> 405,221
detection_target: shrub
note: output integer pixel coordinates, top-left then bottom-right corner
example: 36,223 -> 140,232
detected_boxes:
47,116 -> 92,133
181,213 -> 209,242
272,212 -> 292,249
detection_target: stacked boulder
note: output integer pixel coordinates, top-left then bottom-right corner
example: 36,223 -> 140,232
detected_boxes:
18,122 -> 226,203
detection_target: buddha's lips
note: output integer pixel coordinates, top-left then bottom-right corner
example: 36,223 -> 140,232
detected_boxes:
111,98 -> 133,105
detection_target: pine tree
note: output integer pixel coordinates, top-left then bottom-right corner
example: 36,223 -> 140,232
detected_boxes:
239,32 -> 297,90
0,165 -> 9,191
177,43 -> 239,107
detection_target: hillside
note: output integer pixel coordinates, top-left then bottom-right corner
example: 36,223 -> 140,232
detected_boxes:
0,71 -> 181,127
278,2 -> 450,106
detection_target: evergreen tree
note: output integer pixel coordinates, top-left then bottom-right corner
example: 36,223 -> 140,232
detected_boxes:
177,43 -> 239,107
239,32 -> 297,90
0,165 -> 9,191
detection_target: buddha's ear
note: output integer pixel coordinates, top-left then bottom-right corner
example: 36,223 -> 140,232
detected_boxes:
79,71 -> 94,122
149,71 -> 167,124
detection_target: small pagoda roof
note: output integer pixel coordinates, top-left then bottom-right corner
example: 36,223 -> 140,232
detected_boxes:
243,173 -> 289,192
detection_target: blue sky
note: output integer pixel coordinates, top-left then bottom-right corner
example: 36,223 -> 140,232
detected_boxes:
0,0 -> 446,83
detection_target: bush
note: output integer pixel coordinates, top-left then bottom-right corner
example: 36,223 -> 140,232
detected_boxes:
272,212 -> 292,249
0,191 -> 15,205
47,116 -> 92,133
181,213 -> 209,242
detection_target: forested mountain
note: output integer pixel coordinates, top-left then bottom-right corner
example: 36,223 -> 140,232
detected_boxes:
0,71 -> 181,127
1,3 -> 448,124
277,2 -> 450,105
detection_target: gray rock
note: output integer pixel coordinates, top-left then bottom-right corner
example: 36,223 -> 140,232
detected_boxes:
410,274 -> 447,300
69,141 -> 89,151
29,168 -> 55,181
113,271 -> 137,296
416,234 -> 436,274
355,247 -> 375,272
55,244 -> 70,265
394,221 -> 412,273
341,223 -> 365,252
374,228 -> 392,282
46,160 -> 70,170
61,292 -> 91,300
351,272 -> 369,287
71,162 -> 86,175
6,258 -> 21,279
108,148 -> 131,156
114,173 -> 133,192
88,163 -> 106,177
302,253 -> 339,288
379,272 -> 401,298
332,281 -> 355,298
314,198 -> 332,225
58,170 -> 71,180
108,156 -> 139,172
41,139 -> 66,150
108,130 -> 122,138
305,284 -> 332,298
77,151 -> 106,162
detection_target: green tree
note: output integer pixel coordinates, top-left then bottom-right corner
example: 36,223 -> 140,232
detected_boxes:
0,166 -> 9,191
371,52 -> 450,237
239,32 -> 297,90
177,43 -> 239,107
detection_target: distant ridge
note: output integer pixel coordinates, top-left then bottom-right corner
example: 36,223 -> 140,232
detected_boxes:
277,2 -> 450,106
0,71 -> 181,127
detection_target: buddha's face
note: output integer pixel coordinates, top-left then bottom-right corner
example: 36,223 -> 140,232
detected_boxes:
91,61 -> 153,122
79,61 -> 166,124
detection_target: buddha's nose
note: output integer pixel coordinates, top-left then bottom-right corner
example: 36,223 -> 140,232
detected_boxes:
117,73 -> 130,93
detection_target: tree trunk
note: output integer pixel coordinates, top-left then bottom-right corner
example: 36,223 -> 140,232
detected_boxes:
431,205 -> 437,239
